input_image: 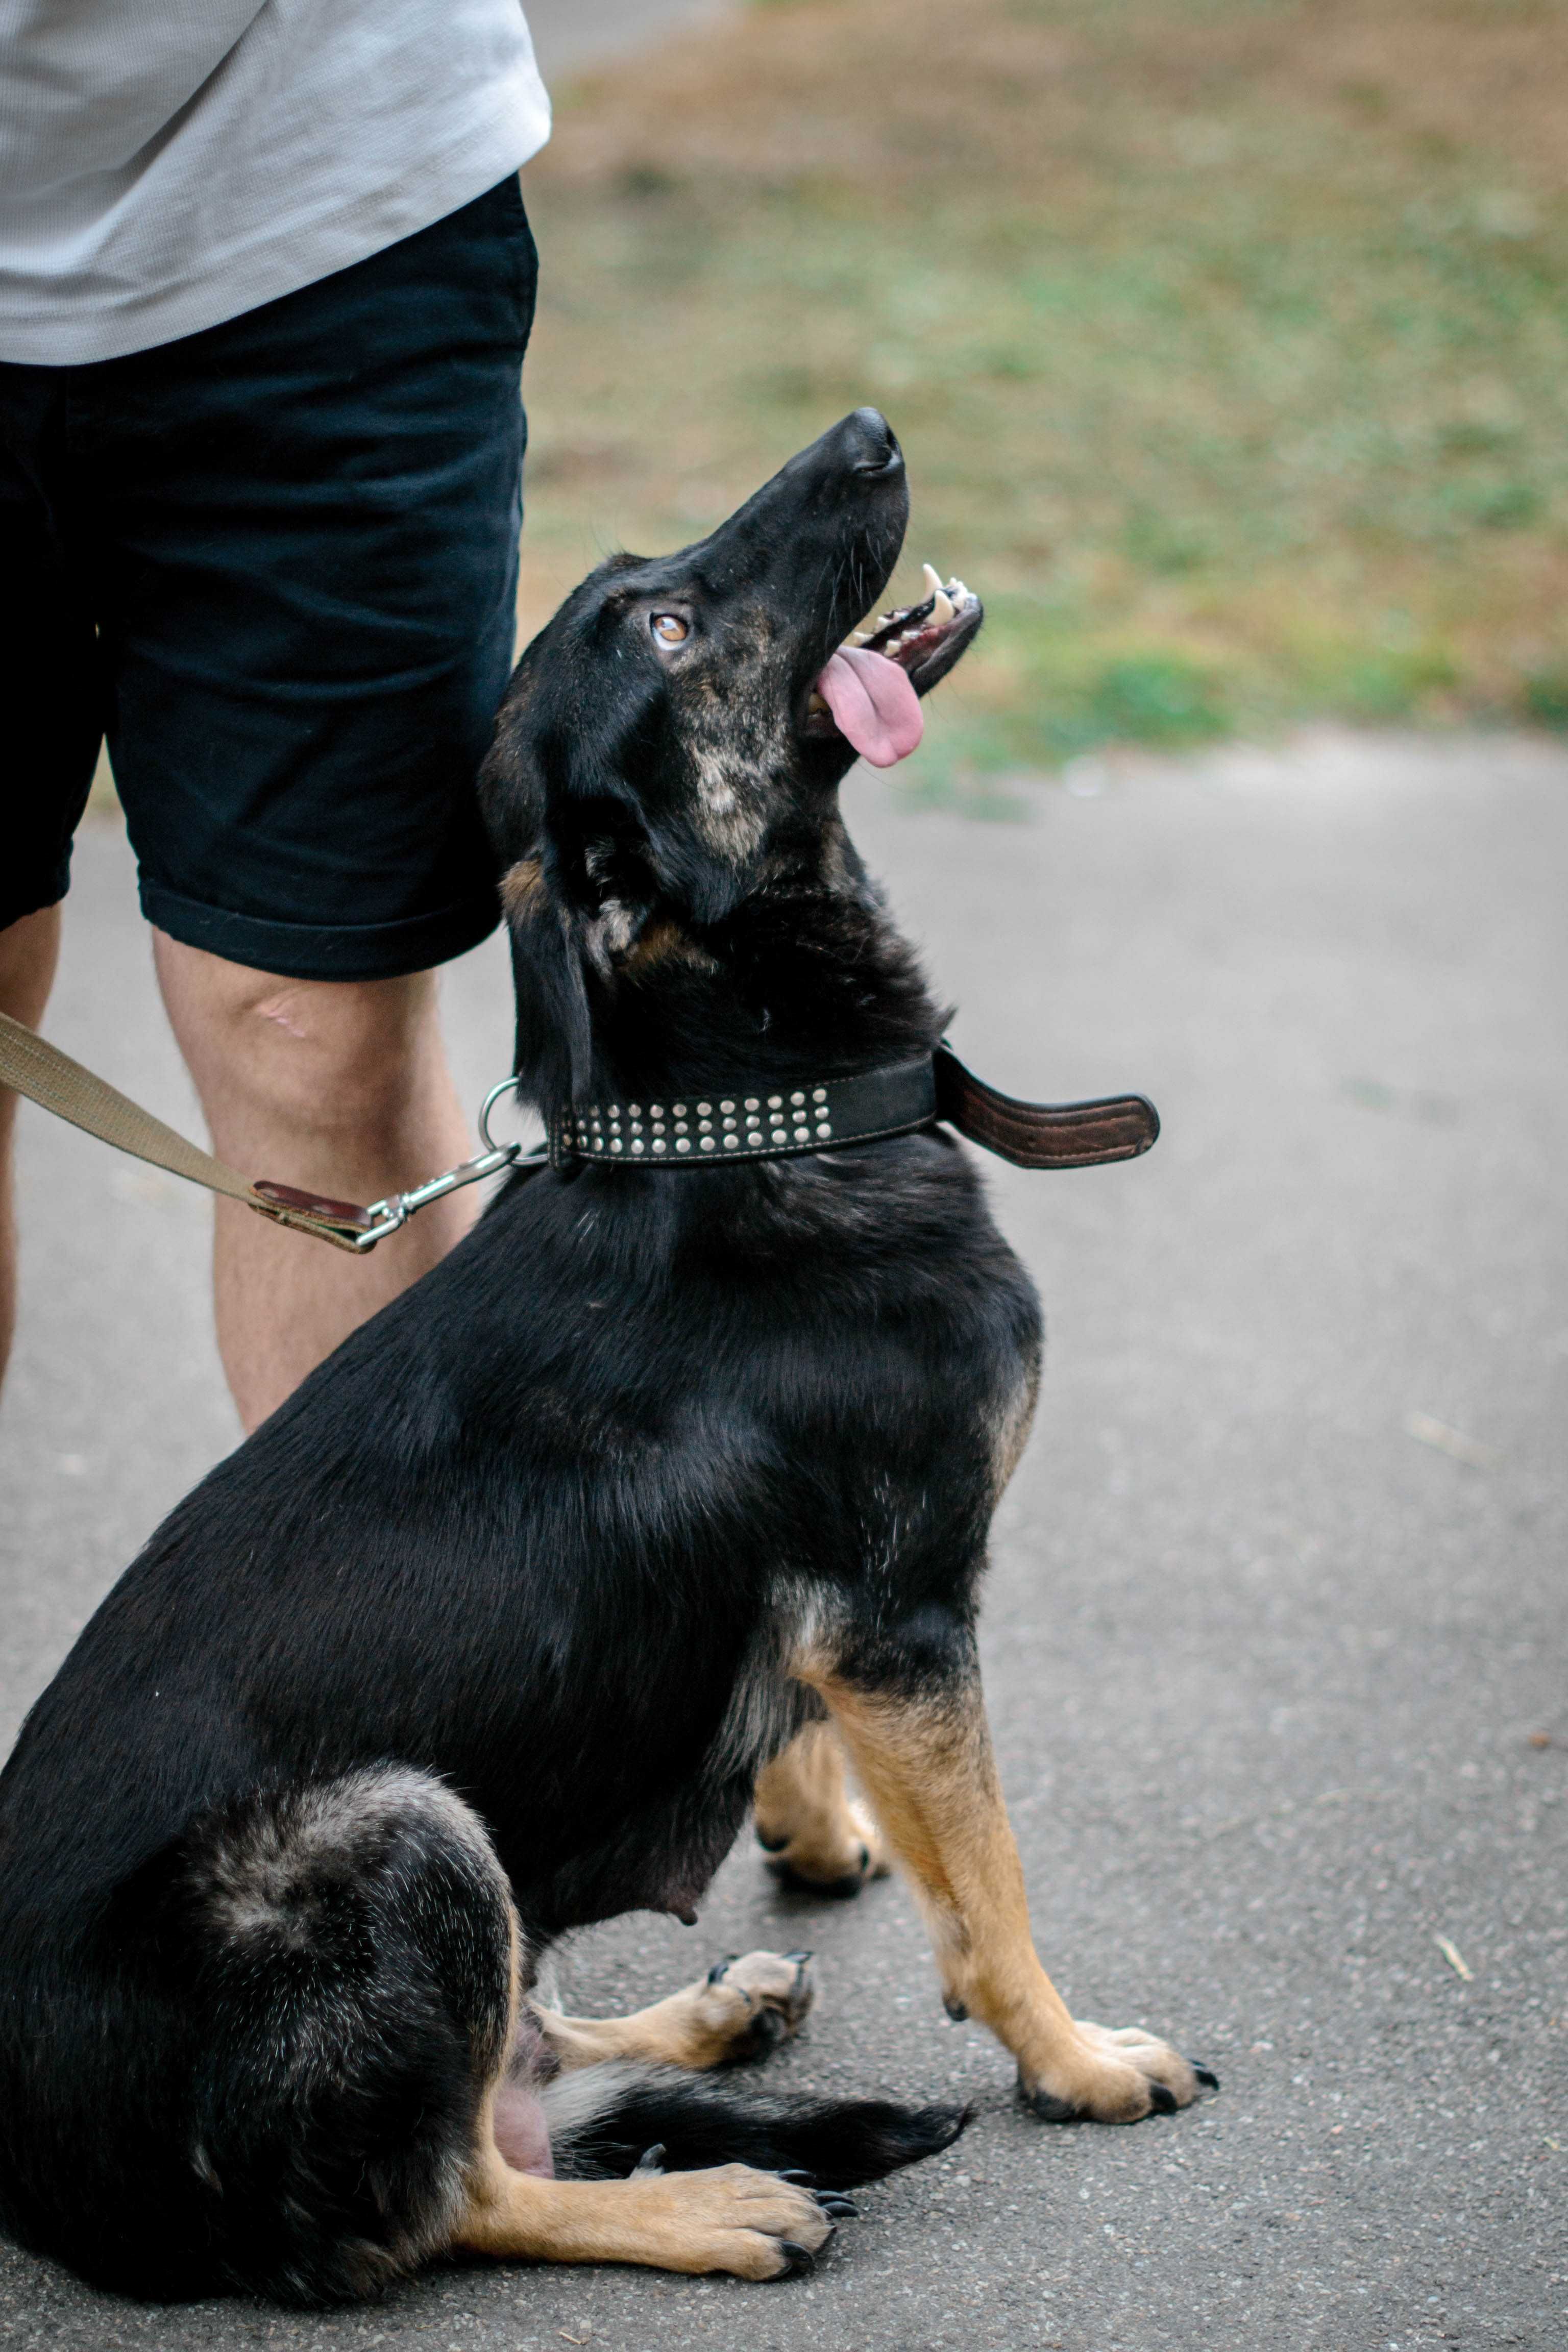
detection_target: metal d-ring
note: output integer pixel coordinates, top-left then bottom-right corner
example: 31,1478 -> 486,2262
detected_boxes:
478,1074 -> 526,1155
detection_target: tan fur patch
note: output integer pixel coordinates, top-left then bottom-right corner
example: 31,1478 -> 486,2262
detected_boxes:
500,857 -> 544,917
620,918 -> 718,976
752,1720 -> 887,1885
451,2147 -> 829,2276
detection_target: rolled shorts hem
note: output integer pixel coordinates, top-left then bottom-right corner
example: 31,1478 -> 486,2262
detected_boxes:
0,862 -> 70,934
139,876 -> 502,984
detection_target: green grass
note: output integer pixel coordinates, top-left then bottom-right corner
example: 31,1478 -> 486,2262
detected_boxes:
518,0 -> 1568,795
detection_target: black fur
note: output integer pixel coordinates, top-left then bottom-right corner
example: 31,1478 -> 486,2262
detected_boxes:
0,411 -> 1040,2305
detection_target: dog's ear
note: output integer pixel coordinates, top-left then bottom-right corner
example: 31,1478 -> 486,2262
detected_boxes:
481,711 -> 597,1108
485,707 -> 674,1105
498,852 -> 593,1109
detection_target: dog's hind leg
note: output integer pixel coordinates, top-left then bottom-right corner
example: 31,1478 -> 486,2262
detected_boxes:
752,1720 -> 890,1896
453,2139 -> 834,2278
804,1651 -> 1208,2126
532,1950 -> 815,2071
455,2065 -> 964,2274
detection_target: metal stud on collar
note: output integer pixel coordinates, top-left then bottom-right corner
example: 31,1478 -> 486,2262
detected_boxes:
557,1082 -> 838,1165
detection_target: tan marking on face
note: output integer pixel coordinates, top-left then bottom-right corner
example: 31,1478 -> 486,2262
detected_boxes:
688,744 -> 771,857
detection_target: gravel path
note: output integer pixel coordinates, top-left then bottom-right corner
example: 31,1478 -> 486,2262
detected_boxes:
2,728 -> 1564,2350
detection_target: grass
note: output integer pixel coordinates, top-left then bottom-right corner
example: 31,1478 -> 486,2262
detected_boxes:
517,0 -> 1568,798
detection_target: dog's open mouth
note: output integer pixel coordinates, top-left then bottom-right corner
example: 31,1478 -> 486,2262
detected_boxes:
807,565 -> 983,768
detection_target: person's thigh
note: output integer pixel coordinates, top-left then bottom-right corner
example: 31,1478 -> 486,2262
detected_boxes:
75,177 -> 538,983
0,369 -> 108,928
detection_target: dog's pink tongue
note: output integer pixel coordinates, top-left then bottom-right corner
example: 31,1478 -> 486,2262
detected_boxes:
815,648 -> 924,767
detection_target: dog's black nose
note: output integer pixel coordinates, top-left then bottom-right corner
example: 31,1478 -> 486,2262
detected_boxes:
843,407 -> 903,476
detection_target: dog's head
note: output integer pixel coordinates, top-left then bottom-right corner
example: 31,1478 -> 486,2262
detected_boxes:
480,410 -> 981,1101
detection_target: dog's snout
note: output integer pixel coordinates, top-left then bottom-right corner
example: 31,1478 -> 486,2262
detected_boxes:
842,407 -> 903,476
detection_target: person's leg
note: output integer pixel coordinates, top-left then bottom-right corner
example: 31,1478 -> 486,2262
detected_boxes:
0,362 -> 109,1399
74,184 -> 538,1425
0,906 -> 65,1388
153,935 -> 477,1431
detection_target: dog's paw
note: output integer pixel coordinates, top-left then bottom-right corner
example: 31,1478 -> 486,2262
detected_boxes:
1018,2023 -> 1215,2124
756,1797 -> 890,1899
628,2162 -> 838,2278
674,1949 -> 817,2065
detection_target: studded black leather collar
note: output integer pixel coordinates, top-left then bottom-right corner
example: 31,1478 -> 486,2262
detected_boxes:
548,1057 -> 937,1170
547,1046 -> 1160,1174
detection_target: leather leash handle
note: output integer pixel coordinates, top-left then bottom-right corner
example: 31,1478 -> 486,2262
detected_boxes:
934,1042 -> 1159,1169
0,1011 -> 374,1250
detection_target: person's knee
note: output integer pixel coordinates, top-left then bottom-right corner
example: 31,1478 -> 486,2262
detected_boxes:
153,934 -> 445,1147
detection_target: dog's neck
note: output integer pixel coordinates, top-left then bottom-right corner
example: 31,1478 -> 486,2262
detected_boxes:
510,827 -> 945,1113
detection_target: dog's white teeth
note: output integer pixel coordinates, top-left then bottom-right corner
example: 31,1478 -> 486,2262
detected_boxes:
949,577 -> 970,606
845,628 -> 872,647
921,562 -> 944,601
808,690 -> 829,715
931,588 -> 955,626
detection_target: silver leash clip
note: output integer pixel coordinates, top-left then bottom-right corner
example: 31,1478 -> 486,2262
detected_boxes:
347,1079 -> 543,1252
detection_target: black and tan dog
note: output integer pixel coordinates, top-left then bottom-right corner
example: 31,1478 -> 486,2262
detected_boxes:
0,410 -> 1208,2310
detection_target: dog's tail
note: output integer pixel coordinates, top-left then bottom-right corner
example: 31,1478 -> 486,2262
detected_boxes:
540,2062 -> 967,2189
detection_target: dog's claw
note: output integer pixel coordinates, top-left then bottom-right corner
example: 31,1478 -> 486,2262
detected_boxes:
783,1949 -> 813,1966
818,2194 -> 859,2218
777,2169 -> 816,2186
1146,2080 -> 1178,2115
632,2143 -> 667,2175
707,1954 -> 740,1983
775,2239 -> 819,2278
944,1993 -> 969,2022
1189,2059 -> 1220,2090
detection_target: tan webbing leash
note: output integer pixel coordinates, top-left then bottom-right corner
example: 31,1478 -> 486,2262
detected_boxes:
0,1011 -> 527,1252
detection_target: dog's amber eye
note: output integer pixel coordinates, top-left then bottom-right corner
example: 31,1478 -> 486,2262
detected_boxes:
650,612 -> 689,645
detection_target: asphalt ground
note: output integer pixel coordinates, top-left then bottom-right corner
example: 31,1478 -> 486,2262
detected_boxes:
1,728 -> 1564,2351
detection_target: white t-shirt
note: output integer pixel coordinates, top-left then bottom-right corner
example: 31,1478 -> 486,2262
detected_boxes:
0,1 -> 551,366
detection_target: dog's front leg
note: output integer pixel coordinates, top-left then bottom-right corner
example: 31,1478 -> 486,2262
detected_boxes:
804,1646 -> 1208,2124
532,1949 -> 815,2072
752,1720 -> 889,1894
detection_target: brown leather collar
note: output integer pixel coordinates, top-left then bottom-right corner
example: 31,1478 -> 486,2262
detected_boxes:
547,1044 -> 1158,1173
933,1044 -> 1159,1169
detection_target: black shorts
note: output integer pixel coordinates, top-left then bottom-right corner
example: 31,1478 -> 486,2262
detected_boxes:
0,178 -> 537,981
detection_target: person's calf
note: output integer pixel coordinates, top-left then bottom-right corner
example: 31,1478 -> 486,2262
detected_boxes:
0,904 -> 63,1392
153,932 -> 478,1430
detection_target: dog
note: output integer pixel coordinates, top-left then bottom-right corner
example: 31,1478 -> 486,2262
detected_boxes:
0,408 -> 1208,2310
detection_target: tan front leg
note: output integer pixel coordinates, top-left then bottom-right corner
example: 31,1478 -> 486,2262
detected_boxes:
753,1720 -> 890,1893
454,2123 -> 831,2279
812,1668 -> 1206,2123
533,1949 -> 815,2072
